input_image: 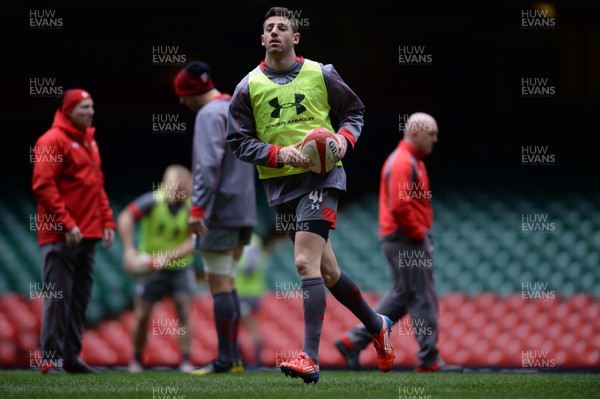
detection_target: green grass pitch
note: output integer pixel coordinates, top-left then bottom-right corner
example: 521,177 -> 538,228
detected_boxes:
1,369 -> 599,399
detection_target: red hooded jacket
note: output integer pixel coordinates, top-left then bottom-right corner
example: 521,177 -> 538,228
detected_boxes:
31,110 -> 116,246
379,140 -> 433,241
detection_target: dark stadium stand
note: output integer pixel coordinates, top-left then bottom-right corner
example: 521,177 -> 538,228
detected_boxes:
1,185 -> 599,369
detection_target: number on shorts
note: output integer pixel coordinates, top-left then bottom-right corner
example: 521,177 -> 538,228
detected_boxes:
309,189 -> 323,204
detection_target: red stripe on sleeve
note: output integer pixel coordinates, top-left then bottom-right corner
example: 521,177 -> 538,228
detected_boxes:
127,203 -> 143,220
190,206 -> 205,219
338,128 -> 356,149
268,145 -> 283,168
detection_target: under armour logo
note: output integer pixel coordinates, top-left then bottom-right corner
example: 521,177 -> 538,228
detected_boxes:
310,204 -> 320,210
268,94 -> 306,118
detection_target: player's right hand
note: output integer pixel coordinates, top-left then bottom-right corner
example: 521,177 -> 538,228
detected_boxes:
334,134 -> 348,160
65,226 -> 82,247
277,142 -> 312,168
189,216 -> 209,237
123,247 -> 137,270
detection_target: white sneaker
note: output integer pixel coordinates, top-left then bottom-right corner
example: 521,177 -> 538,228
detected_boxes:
128,360 -> 143,373
179,361 -> 194,373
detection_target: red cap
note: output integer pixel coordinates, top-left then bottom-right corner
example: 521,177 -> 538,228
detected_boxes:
174,69 -> 214,96
61,89 -> 92,115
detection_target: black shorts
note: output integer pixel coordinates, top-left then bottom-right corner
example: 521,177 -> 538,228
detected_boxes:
198,226 -> 253,251
275,188 -> 339,241
136,268 -> 195,302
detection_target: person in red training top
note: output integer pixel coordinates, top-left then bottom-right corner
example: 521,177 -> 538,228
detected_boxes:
32,88 -> 116,374
336,112 -> 462,373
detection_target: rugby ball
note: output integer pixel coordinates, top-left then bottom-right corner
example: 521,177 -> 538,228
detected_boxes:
301,128 -> 340,174
127,252 -> 153,277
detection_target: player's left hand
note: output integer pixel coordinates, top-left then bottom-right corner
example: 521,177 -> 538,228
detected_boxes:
335,134 -> 348,160
102,228 -> 115,249
189,216 -> 209,237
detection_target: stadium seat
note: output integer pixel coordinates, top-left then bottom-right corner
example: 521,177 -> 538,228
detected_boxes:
0,340 -> 18,366
191,338 -> 216,366
585,350 -> 600,367
2,186 -> 600,370
142,336 -> 180,367
81,330 -> 117,366
0,313 -> 15,341
97,320 -> 132,366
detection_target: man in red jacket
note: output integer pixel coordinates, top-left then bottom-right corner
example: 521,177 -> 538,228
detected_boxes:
32,88 -> 116,374
335,112 -> 461,372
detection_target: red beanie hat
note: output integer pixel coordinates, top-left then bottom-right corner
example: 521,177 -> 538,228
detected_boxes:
174,61 -> 215,96
61,89 -> 92,115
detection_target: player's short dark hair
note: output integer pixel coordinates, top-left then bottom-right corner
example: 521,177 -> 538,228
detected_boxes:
263,6 -> 298,33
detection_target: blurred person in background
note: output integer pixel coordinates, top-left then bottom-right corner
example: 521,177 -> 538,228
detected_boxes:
117,164 -> 196,373
235,232 -> 271,368
32,88 -> 116,374
335,112 -> 461,373
175,60 -> 257,375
